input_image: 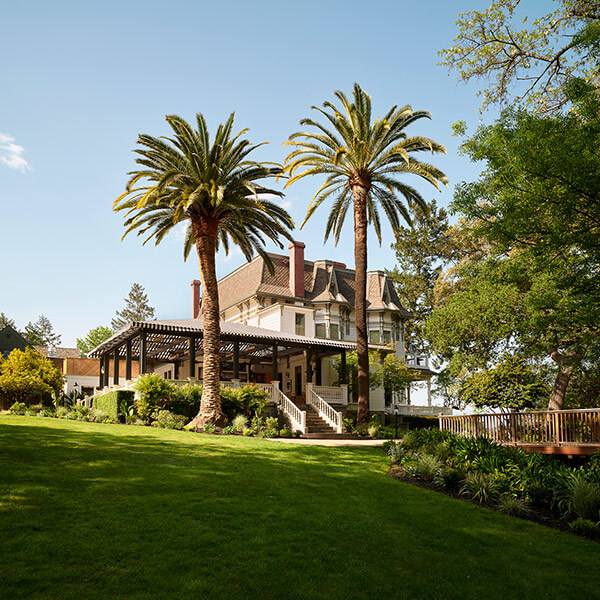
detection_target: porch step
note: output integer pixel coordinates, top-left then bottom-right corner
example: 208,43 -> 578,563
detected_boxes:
301,433 -> 358,440
294,403 -> 341,436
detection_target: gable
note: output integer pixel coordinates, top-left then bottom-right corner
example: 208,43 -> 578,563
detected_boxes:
0,325 -> 29,358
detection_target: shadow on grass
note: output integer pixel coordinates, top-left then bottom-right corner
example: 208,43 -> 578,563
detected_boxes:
1,417 -> 599,600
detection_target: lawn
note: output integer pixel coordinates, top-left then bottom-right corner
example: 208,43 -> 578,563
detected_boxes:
0,416 -> 598,600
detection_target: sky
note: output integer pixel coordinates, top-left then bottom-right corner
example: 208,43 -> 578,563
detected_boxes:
0,0 -> 545,346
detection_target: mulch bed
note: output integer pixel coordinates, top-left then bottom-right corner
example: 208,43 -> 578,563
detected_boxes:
388,465 -> 580,538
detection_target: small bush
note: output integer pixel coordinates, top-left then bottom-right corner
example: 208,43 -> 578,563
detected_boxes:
497,495 -> 530,517
232,414 -> 248,432
434,467 -> 464,492
570,476 -> 600,521
134,374 -> 176,420
460,472 -> 499,504
203,422 -> 216,434
9,401 -> 27,415
569,517 -> 600,539
265,416 -> 278,431
55,406 -> 70,419
413,454 -> 444,480
387,442 -> 408,465
242,428 -> 253,436
368,424 -> 380,438
264,428 -> 278,438
279,428 -> 292,438
94,390 -> 134,421
250,415 -> 265,435
73,405 -> 92,421
153,410 -> 187,430
342,417 -> 355,433
90,409 -> 113,423
38,407 -> 55,418
223,424 -> 236,435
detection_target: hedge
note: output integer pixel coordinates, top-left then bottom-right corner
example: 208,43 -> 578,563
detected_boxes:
93,390 -> 134,421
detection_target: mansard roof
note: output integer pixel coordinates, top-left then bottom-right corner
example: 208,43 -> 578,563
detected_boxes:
216,253 -> 411,317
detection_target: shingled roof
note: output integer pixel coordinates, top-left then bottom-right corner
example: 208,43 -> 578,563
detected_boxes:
216,253 -> 410,317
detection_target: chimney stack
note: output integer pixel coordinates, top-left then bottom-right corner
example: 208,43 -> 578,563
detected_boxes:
191,280 -> 201,318
289,241 -> 305,298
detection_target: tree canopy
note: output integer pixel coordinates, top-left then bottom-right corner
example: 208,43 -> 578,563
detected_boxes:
23,315 -> 61,348
76,326 -> 113,355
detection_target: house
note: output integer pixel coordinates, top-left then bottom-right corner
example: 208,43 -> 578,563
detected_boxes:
0,324 -> 29,358
89,241 -> 449,435
35,346 -> 139,397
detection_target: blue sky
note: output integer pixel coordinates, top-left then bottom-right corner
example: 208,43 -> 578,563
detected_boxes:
1,0 -> 525,345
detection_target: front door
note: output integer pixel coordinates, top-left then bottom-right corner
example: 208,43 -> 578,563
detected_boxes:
295,365 -> 302,397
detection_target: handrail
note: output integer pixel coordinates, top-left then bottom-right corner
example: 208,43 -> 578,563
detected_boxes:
307,386 -> 343,433
273,386 -> 306,434
312,384 -> 348,405
439,409 -> 600,446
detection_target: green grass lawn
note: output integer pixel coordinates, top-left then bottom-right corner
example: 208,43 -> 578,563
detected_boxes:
1,416 -> 599,600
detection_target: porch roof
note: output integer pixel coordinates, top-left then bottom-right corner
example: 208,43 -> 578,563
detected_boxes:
89,318 -> 393,360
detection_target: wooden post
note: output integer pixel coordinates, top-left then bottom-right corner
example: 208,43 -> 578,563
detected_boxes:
315,356 -> 322,386
189,336 -> 196,379
139,331 -> 147,375
340,350 -> 347,384
113,349 -> 120,386
233,340 -> 240,379
306,347 -> 313,384
98,355 -> 104,388
125,339 -> 132,380
174,361 -> 179,380
103,355 -> 110,387
272,345 -> 278,383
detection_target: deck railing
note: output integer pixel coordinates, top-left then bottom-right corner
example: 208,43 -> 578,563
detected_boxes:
439,409 -> 600,447
273,386 -> 306,434
312,384 -> 348,405
306,384 -> 343,433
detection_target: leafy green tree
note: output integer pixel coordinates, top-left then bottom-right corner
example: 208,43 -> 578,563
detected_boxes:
370,353 -> 420,402
285,83 -> 447,425
114,113 -> 293,426
458,355 -> 550,412
0,313 -> 16,329
111,283 -> 155,330
386,200 -> 454,355
440,0 -> 600,112
76,326 -> 113,355
23,315 -> 61,347
0,347 -> 64,406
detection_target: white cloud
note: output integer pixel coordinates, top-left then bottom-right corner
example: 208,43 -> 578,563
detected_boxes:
0,132 -> 31,172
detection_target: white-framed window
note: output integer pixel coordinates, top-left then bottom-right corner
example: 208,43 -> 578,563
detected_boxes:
330,324 -> 339,339
315,323 -> 326,338
295,313 -> 305,336
369,330 -> 381,344
383,330 -> 391,344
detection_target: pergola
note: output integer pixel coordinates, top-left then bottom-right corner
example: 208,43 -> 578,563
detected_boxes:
89,319 -> 393,389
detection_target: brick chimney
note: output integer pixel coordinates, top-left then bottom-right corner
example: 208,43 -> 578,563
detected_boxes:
289,241 -> 305,298
191,280 -> 201,318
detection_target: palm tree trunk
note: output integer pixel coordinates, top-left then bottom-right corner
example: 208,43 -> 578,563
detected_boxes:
190,216 -> 225,428
352,184 -> 370,426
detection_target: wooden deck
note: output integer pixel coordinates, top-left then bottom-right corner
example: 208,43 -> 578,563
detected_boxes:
439,409 -> 600,456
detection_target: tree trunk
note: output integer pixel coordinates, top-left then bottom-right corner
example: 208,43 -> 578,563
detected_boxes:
548,350 -> 580,411
189,216 -> 226,428
352,184 -> 370,426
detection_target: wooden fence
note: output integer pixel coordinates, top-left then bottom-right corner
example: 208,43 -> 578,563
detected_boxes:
439,409 -> 600,448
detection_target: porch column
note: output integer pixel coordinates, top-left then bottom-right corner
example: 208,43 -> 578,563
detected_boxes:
315,356 -> 322,386
306,347 -> 313,384
98,355 -> 104,388
189,336 -> 196,379
125,339 -> 132,380
113,349 -> 120,386
272,345 -> 278,383
103,355 -> 110,387
233,340 -> 240,379
340,350 -> 347,384
427,378 -> 432,407
173,361 -> 179,380
139,331 -> 147,375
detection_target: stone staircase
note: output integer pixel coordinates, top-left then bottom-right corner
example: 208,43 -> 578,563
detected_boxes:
294,403 -> 356,439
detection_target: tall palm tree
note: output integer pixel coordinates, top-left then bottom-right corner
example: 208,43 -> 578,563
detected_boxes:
114,113 -> 294,426
285,84 -> 447,425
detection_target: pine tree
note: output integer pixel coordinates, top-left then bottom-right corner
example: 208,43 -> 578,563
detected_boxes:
111,283 -> 155,331
23,315 -> 62,347
0,313 -> 16,329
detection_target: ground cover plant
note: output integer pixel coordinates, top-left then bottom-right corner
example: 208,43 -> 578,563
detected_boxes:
386,428 -> 600,539
0,416 -> 599,600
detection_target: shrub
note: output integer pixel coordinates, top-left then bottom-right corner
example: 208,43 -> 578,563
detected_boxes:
368,424 -> 380,438
242,428 -> 253,436
387,441 -> 408,465
170,384 -> 202,417
497,495 -> 530,517
152,410 -> 187,430
433,467 -> 464,492
220,385 -> 270,421
250,415 -> 265,435
231,414 -> 248,432
569,517 -> 600,539
72,405 -> 91,421
134,374 -> 177,420
570,476 -> 600,520
25,404 -> 45,416
342,417 -> 355,433
460,472 -> 499,504
264,428 -> 278,438
203,422 -> 216,434
90,409 -> 113,423
55,406 -> 70,419
279,428 -> 292,438
93,390 -> 134,421
223,424 -> 236,435
38,407 -> 55,418
413,454 -> 444,480
8,401 -> 27,415
265,417 -> 278,431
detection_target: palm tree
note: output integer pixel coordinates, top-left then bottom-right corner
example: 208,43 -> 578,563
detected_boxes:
114,113 -> 294,426
285,84 -> 447,425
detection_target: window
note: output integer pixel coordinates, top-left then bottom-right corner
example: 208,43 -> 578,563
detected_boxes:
330,324 -> 339,339
383,330 -> 391,344
295,313 -> 305,336
369,330 -> 381,344
315,323 -> 326,338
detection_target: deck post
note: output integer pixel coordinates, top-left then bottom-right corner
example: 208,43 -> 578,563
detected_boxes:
233,340 -> 240,379
173,360 -> 179,380
113,349 -> 120,386
306,347 -> 313,385
188,336 -> 196,379
139,331 -> 147,375
340,350 -> 347,384
98,355 -> 104,388
125,339 -> 132,380
103,355 -> 110,387
315,356 -> 322,386
272,345 -> 278,383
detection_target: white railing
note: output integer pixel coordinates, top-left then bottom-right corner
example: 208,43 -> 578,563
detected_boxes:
273,386 -> 306,434
386,404 -> 452,417
306,383 -> 343,433
312,384 -> 348,405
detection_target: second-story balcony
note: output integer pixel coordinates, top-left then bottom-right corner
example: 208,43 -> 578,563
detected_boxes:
405,353 -> 430,370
